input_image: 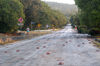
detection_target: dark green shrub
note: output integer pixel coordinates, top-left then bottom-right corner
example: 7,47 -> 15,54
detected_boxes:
0,0 -> 25,33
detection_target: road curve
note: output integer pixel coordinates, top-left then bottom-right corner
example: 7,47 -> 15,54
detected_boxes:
0,24 -> 100,66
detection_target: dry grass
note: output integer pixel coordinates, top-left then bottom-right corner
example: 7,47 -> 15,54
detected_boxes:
93,40 -> 100,48
0,40 -> 16,45
0,29 -> 61,45
92,35 -> 100,48
0,31 -> 53,45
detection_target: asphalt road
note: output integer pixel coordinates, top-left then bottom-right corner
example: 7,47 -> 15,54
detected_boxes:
0,24 -> 100,66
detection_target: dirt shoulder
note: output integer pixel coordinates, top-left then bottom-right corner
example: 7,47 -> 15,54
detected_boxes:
92,36 -> 100,48
0,29 -> 59,45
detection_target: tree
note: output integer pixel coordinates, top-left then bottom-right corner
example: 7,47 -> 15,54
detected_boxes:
75,0 -> 100,35
20,0 -> 42,29
21,0 -> 67,29
40,2 -> 67,28
0,0 -> 25,33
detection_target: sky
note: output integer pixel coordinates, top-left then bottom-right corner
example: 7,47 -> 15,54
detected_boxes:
41,0 -> 75,4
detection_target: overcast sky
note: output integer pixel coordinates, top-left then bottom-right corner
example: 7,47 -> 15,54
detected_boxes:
41,0 -> 75,4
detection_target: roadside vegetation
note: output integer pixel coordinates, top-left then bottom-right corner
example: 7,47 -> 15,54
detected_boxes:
0,0 -> 67,34
0,0 -> 67,44
0,30 -> 53,45
71,0 -> 100,36
0,0 -> 25,33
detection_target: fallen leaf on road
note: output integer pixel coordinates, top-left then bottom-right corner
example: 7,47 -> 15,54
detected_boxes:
65,41 -> 68,43
96,50 -> 100,52
4,51 -> 7,53
46,52 -> 51,55
58,62 -> 64,65
36,47 -> 40,49
16,50 -> 20,52
43,46 -> 46,48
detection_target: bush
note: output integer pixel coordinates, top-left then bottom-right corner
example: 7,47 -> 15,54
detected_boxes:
77,27 -> 89,34
89,28 -> 100,35
0,0 -> 25,33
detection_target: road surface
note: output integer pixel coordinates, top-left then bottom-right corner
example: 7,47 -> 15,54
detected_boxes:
0,24 -> 100,66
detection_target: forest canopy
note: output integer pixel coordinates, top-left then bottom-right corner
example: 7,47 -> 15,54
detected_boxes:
21,0 -> 67,30
0,0 -> 67,33
71,0 -> 100,35
0,0 -> 25,33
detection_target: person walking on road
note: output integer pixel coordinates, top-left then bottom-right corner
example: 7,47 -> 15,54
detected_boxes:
26,27 -> 30,35
46,24 -> 49,29
75,25 -> 77,30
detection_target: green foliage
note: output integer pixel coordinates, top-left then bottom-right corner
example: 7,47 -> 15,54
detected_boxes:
40,2 -> 67,28
74,0 -> 100,35
0,0 -> 25,33
20,0 -> 41,29
21,0 -> 67,29
0,0 -> 67,33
